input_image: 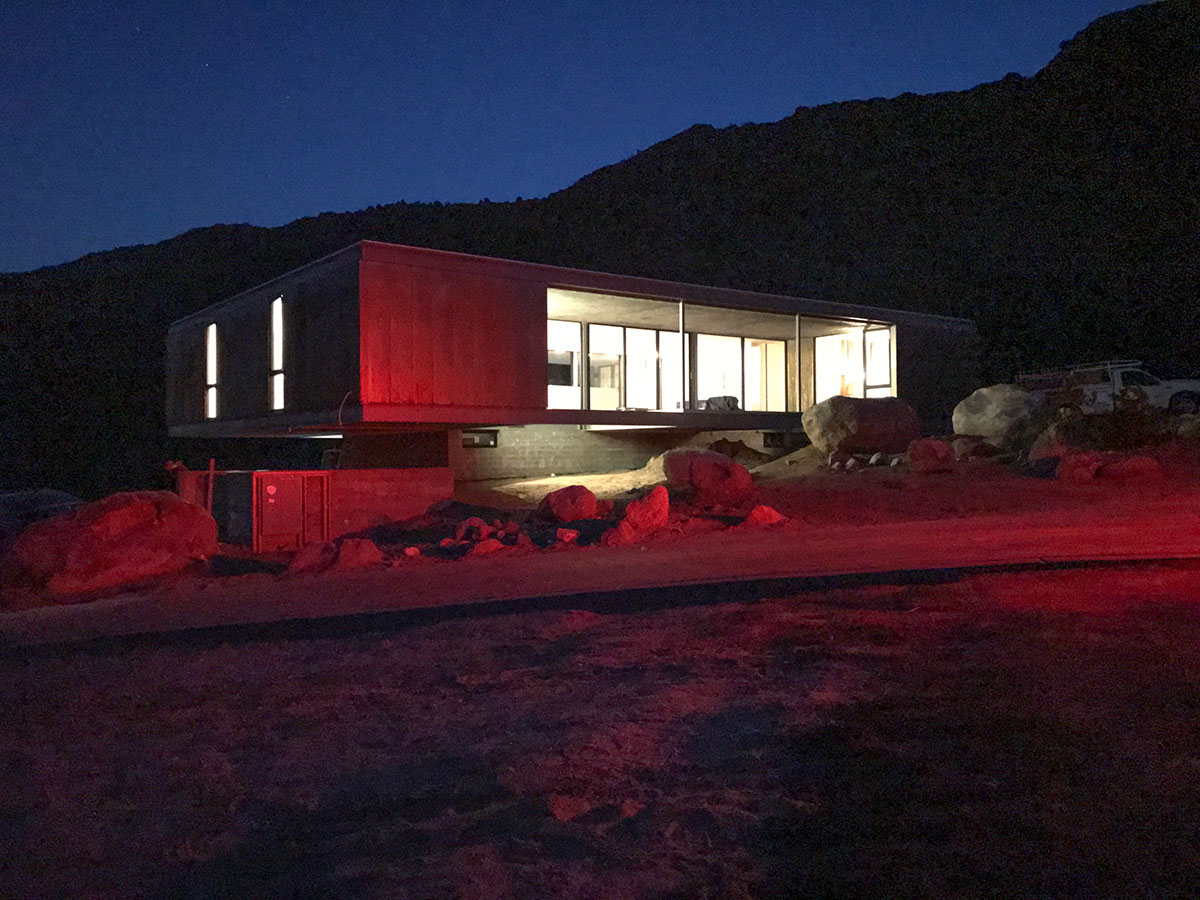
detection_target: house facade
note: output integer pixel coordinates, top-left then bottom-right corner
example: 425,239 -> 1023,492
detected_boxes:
166,241 -> 979,478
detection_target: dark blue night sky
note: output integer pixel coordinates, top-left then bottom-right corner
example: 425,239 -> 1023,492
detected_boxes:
1,0 -> 1139,273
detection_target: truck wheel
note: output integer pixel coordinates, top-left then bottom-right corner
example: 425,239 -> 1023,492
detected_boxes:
1168,392 -> 1200,415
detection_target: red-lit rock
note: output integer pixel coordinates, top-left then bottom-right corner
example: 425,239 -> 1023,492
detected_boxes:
595,499 -> 615,518
600,486 -> 670,547
555,528 -> 579,545
331,538 -> 384,570
1097,455 -> 1163,482
467,537 -> 504,557
5,490 -> 217,597
907,438 -> 956,474
741,505 -> 787,527
663,450 -> 753,502
455,516 -> 493,541
538,485 -> 598,522
287,541 -> 339,574
1057,452 -> 1106,482
623,485 -> 669,532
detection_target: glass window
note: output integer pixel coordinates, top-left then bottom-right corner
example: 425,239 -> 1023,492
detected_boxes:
865,328 -> 891,391
624,328 -> 658,410
695,334 -> 743,409
745,338 -> 786,411
270,297 -> 285,410
547,320 -> 582,409
814,331 -> 864,402
205,322 -> 218,419
658,329 -> 685,412
1121,370 -> 1158,386
588,324 -> 624,410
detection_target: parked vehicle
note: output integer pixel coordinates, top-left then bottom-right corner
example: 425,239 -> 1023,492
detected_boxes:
1015,360 -> 1200,415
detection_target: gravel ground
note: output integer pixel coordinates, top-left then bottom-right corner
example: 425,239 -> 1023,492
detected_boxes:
6,561 -> 1200,899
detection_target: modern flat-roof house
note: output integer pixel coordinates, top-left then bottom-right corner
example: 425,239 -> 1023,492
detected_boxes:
167,240 -> 979,482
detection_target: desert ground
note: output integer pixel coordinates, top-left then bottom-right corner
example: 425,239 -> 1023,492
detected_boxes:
6,448 -> 1200,898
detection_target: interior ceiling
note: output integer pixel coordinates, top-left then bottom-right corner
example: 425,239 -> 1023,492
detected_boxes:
548,288 -> 883,341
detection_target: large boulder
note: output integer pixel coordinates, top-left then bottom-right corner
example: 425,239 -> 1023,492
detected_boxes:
662,449 -> 753,502
4,491 -> 217,597
952,384 -> 1046,450
538,485 -> 598,522
801,396 -> 921,455
907,438 -> 955,473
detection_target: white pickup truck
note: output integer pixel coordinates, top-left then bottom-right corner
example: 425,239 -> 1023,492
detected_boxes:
1016,360 -> 1200,415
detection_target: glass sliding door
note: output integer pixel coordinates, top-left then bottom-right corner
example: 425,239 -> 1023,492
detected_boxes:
624,328 -> 658,410
745,338 -> 786,411
547,319 -> 582,409
658,329 -> 685,411
588,324 -> 624,410
695,333 -> 743,409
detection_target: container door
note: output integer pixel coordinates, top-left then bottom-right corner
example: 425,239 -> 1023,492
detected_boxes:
302,474 -> 327,545
256,473 -> 305,552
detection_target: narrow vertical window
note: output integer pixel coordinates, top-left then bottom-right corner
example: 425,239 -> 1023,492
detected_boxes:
205,322 -> 218,418
270,297 -> 285,410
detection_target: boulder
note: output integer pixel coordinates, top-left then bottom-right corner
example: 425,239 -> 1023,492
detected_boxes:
1097,455 -> 1163,482
287,540 -> 339,574
662,450 -> 753,502
1057,452 -> 1106,483
289,537 -> 383,574
707,438 -> 772,467
952,436 -> 998,459
801,396 -> 921,455
907,438 -> 955,474
623,485 -> 670,532
538,485 -> 597,523
740,505 -> 787,527
952,384 -> 1046,450
4,491 -> 217,597
331,538 -> 384,570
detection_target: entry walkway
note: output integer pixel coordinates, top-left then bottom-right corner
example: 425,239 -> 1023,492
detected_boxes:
3,496 -> 1200,647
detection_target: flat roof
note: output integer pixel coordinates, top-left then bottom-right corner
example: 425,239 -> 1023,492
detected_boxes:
169,240 -> 976,332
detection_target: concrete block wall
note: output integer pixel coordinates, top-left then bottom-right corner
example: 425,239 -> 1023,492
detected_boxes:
449,425 -> 797,482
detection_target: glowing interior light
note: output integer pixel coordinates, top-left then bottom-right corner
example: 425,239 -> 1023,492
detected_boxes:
271,297 -> 284,371
206,322 -> 217,384
270,297 -> 285,410
205,323 -> 218,419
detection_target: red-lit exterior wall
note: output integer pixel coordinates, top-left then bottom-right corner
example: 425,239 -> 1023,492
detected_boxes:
358,242 -> 547,415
